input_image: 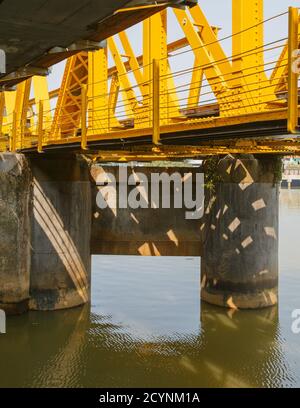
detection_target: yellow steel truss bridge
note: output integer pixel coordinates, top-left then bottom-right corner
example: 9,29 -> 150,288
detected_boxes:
0,1 -> 300,160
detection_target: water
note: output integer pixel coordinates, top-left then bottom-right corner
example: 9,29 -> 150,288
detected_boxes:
0,190 -> 300,388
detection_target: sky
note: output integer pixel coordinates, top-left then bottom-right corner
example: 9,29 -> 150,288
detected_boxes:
47,0 -> 300,103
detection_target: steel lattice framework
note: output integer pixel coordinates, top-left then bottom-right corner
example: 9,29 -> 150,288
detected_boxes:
0,1 -> 299,159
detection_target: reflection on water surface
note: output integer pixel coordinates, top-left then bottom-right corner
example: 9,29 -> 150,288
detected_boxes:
0,190 -> 299,387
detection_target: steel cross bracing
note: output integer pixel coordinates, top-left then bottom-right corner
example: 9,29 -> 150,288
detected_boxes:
0,1 -> 299,159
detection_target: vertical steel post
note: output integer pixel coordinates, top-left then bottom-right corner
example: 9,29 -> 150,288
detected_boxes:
0,93 -> 4,140
10,111 -> 17,152
33,76 -> 51,139
143,11 -> 169,127
81,84 -> 88,150
152,58 -> 160,145
288,7 -> 299,134
88,48 -> 108,135
37,100 -> 44,153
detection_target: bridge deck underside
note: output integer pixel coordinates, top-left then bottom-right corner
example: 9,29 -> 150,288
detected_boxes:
0,0 -> 169,86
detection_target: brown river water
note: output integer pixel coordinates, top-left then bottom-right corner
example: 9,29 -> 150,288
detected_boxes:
0,189 -> 299,388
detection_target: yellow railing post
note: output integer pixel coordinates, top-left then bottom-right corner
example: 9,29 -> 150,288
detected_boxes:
288,6 -> 299,134
37,100 -> 44,153
152,58 -> 160,145
0,93 -> 4,140
10,111 -> 17,152
81,84 -> 88,150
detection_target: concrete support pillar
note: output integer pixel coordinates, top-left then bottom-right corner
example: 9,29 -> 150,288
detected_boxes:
90,165 -> 202,256
0,153 -> 31,314
29,155 -> 92,311
201,155 -> 280,309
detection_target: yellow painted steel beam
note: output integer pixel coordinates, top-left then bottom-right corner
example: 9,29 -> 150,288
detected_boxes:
11,79 -> 32,150
108,36 -> 138,117
189,5 -> 231,75
87,49 -> 110,135
173,7 -> 230,96
144,10 -> 178,125
51,53 -> 88,140
10,111 -> 17,152
0,93 -> 4,138
81,84 -> 88,150
29,33 -> 220,106
232,0 -> 274,113
270,43 -> 289,97
118,31 -> 145,97
0,4 -> 299,155
108,74 -> 121,129
187,57 -> 203,108
152,59 -> 160,145
288,7 -> 299,134
33,76 -> 51,135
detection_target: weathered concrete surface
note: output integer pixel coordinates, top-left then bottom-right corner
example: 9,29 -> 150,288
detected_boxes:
90,165 -> 202,256
201,155 -> 279,309
29,155 -> 92,311
0,153 -> 31,314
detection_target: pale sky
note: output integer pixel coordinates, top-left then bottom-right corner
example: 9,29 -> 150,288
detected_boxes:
48,0 -> 299,97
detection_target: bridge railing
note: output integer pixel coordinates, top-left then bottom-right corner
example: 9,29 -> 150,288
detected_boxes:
0,3 -> 299,152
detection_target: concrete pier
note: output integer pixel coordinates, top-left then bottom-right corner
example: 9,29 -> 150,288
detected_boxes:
201,155 -> 280,309
29,155 -> 92,311
0,154 -> 31,314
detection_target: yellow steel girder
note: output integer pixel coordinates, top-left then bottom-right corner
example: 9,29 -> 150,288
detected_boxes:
0,2 -> 299,154
90,141 -> 300,162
